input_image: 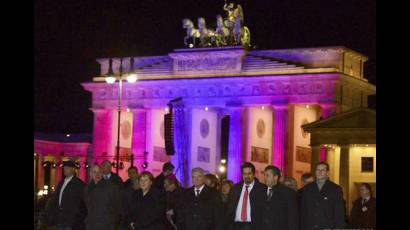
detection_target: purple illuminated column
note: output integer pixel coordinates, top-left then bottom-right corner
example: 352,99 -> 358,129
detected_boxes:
131,109 -> 147,172
320,147 -> 327,162
91,108 -> 113,164
226,107 -> 244,183
272,104 -> 288,172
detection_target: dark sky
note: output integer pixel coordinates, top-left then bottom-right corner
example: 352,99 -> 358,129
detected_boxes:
34,0 -> 376,134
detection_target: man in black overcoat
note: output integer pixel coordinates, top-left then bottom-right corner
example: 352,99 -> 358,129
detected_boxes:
177,167 -> 223,230
263,165 -> 299,230
300,161 -> 345,230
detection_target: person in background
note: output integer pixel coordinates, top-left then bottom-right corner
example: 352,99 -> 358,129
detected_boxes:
129,171 -> 166,230
205,173 -> 221,191
153,162 -> 175,191
263,165 -> 299,230
300,162 -> 345,230
220,179 -> 234,219
349,183 -> 376,229
123,166 -> 139,189
298,173 -> 314,202
84,164 -> 121,230
101,160 -> 124,188
47,160 -> 86,230
120,176 -> 140,230
164,174 -> 183,230
283,176 -> 298,191
300,173 -> 314,188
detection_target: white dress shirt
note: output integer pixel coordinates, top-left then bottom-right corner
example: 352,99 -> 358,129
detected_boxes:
103,173 -> 111,180
194,184 -> 205,196
235,180 -> 255,222
59,175 -> 73,206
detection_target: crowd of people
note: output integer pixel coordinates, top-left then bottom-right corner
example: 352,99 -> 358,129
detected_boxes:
43,160 -> 376,230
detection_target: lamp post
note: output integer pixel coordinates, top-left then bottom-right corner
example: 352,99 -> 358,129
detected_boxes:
105,57 -> 138,174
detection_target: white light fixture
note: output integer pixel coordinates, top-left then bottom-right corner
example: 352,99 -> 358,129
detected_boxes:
126,108 -> 130,112
189,43 -> 194,48
261,106 -> 265,110
205,106 -> 209,111
126,73 -> 138,83
164,107 -> 170,113
219,165 -> 226,173
66,134 -> 70,137
221,159 -> 226,164
306,105 -> 310,109
37,190 -> 44,197
44,185 -> 48,190
105,76 -> 116,84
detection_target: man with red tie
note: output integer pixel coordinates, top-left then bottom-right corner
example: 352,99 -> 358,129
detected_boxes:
225,162 -> 267,230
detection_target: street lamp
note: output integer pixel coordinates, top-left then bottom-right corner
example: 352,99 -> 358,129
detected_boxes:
105,57 -> 138,174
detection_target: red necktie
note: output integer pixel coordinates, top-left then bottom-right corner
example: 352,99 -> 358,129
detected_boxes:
241,185 -> 249,221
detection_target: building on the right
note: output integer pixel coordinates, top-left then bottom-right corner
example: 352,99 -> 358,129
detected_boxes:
302,107 -> 376,213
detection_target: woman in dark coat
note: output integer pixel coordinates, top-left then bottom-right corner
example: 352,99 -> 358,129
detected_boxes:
129,171 -> 167,230
350,183 -> 376,229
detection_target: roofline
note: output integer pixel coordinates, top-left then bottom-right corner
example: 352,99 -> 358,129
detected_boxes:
302,107 -> 376,129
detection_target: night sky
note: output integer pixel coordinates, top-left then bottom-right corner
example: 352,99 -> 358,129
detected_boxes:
34,0 -> 376,134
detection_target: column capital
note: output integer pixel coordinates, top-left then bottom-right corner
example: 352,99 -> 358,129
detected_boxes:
271,102 -> 289,111
318,102 -> 337,109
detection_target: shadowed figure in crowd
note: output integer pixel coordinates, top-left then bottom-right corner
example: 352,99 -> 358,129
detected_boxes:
164,173 -> 184,230
101,160 -> 123,189
349,182 -> 376,229
123,166 -> 139,189
84,164 -> 121,230
120,176 -> 140,230
153,162 -> 175,192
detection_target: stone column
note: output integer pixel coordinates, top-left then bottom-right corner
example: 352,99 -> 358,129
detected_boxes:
339,145 -> 350,210
226,106 -> 244,183
91,108 -> 113,164
310,145 -> 321,172
131,109 -> 147,172
172,102 -> 190,187
320,146 -> 327,162
272,104 -> 288,172
38,155 -> 44,190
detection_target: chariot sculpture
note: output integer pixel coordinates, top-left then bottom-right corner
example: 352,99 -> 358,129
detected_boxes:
183,1 -> 251,48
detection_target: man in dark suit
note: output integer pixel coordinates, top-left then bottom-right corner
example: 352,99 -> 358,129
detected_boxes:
263,165 -> 298,230
349,183 -> 376,229
85,164 -> 121,230
300,161 -> 345,230
177,167 -> 223,230
47,160 -> 86,230
226,162 -> 267,230
102,160 -> 124,188
153,162 -> 175,191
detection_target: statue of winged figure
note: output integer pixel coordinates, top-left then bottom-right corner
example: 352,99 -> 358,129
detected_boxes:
182,1 -> 251,48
